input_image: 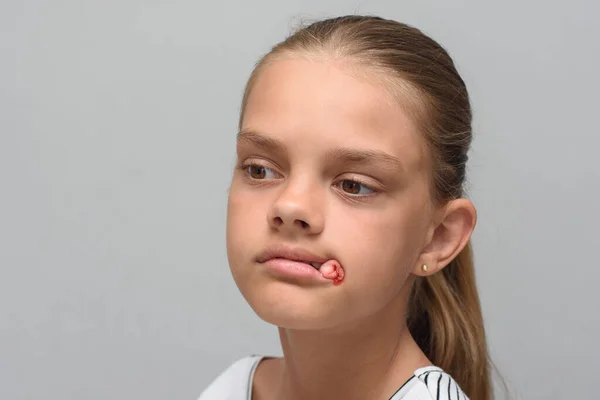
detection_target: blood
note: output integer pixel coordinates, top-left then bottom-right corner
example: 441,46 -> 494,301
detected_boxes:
319,259 -> 345,286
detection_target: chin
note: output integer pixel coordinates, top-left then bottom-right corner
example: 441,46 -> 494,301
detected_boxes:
242,281 -> 344,330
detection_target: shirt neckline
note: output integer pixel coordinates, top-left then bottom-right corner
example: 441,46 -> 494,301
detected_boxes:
246,356 -> 441,400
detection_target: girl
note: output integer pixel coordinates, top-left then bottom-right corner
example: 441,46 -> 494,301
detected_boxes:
200,15 -> 492,400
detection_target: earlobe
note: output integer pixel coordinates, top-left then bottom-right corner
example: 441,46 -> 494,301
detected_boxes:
415,263 -> 431,276
414,262 -> 435,277
414,198 -> 476,276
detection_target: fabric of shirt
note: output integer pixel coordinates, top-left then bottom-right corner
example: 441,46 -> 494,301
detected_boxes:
198,355 -> 469,400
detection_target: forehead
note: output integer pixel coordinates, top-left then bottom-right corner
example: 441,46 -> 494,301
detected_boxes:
242,57 -> 427,171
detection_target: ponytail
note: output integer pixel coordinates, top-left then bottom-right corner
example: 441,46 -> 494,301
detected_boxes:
408,241 -> 492,400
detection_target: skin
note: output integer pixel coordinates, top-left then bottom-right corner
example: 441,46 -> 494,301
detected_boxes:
226,56 -> 476,400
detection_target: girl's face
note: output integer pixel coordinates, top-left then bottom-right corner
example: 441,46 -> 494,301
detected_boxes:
227,57 -> 435,330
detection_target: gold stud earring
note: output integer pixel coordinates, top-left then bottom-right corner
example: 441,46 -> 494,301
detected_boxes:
421,264 -> 428,273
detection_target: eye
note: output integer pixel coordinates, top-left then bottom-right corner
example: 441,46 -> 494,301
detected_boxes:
338,179 -> 375,195
244,164 -> 278,180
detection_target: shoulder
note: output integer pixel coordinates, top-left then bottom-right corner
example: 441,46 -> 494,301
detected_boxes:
390,366 -> 470,400
197,355 -> 263,400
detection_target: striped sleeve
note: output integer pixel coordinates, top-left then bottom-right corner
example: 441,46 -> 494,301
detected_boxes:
413,369 -> 469,400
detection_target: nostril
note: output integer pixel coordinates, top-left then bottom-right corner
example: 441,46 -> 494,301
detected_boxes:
273,217 -> 283,226
298,220 -> 309,229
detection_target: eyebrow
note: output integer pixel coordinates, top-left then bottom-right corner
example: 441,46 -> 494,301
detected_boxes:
237,129 -> 287,156
237,129 -> 404,173
326,147 -> 405,173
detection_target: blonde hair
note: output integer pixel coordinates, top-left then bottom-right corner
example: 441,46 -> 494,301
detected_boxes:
238,15 -> 493,400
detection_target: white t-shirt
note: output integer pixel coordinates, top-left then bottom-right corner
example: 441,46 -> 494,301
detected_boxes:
198,355 -> 469,400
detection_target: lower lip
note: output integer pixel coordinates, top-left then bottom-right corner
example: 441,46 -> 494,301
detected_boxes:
261,258 -> 327,282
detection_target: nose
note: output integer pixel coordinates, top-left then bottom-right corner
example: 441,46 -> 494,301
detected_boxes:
267,179 -> 325,236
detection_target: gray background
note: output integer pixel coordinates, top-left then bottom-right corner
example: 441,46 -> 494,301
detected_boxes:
1,0 -> 598,399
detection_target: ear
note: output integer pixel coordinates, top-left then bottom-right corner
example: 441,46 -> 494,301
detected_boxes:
413,198 -> 477,276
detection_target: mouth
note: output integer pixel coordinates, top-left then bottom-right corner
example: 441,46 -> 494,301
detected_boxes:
257,245 -> 345,285
263,258 -> 324,271
301,261 -> 322,270
309,262 -> 322,270
257,245 -> 327,270
268,259 -> 322,270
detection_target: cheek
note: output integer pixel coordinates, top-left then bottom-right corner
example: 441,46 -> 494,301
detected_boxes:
226,185 -> 264,273
227,181 -> 266,237
226,180 -> 286,304
330,199 -> 429,304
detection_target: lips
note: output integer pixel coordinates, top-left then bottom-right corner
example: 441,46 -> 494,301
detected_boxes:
256,245 -> 328,270
308,262 -> 322,269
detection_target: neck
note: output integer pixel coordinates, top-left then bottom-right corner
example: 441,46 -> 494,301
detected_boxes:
273,296 -> 430,400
